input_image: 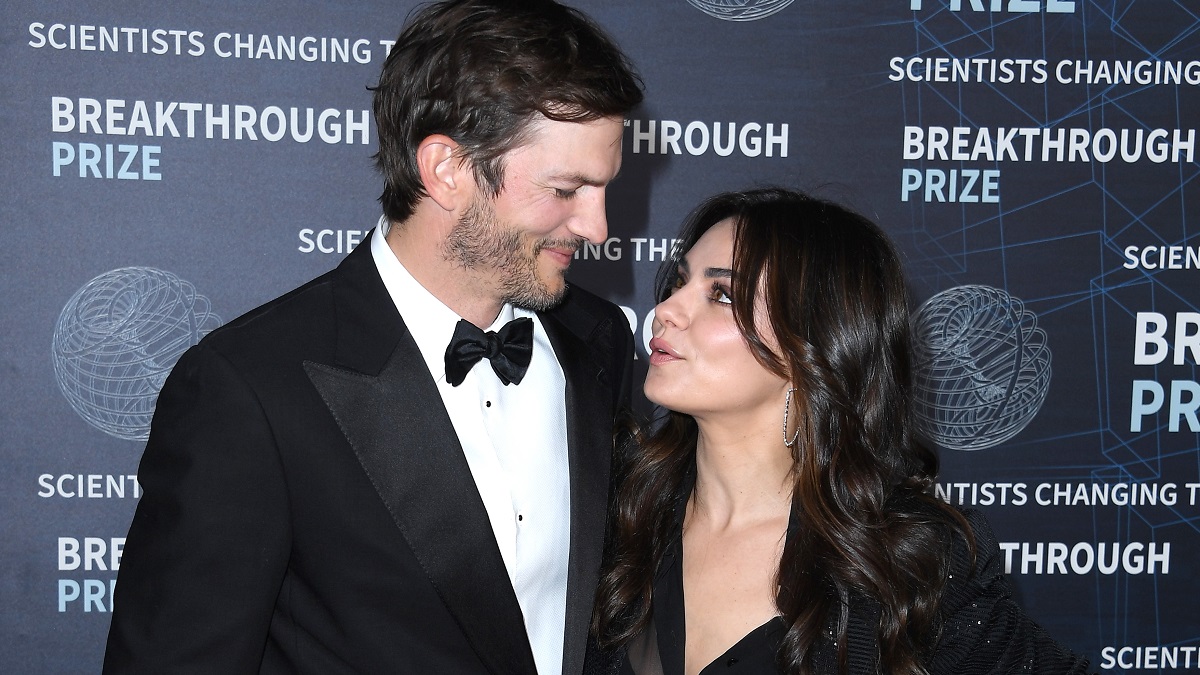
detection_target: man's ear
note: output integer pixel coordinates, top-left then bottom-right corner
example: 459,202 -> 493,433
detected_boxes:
416,134 -> 472,211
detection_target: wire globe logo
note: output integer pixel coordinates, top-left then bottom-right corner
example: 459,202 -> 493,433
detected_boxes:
52,267 -> 222,441
911,285 -> 1051,451
686,0 -> 795,22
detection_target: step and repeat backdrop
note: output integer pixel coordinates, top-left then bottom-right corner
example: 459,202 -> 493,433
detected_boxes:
3,0 -> 1198,671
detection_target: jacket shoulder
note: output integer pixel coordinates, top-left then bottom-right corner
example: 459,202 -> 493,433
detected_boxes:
546,283 -> 630,340
198,268 -> 340,363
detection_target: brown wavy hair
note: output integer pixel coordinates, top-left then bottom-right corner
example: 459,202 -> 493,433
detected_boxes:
593,188 -> 971,674
371,0 -> 643,224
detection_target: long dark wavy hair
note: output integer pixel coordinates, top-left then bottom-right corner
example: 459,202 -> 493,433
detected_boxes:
593,187 -> 972,674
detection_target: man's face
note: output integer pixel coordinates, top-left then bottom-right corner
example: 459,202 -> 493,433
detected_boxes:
443,115 -> 625,311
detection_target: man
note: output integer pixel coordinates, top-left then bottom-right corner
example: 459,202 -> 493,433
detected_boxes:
103,1 -> 643,673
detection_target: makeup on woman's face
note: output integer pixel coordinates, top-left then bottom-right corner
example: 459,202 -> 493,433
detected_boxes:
644,219 -> 788,421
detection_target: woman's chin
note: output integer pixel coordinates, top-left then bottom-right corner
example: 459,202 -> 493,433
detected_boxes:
643,387 -> 688,417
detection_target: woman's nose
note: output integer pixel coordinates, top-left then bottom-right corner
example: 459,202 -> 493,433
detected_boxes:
653,288 -> 688,330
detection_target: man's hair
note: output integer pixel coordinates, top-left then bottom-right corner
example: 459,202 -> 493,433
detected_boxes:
372,0 -> 644,223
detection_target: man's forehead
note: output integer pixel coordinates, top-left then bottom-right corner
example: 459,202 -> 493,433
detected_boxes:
521,114 -> 625,142
509,116 -> 625,177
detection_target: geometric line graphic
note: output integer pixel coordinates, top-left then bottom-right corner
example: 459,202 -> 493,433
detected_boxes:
685,0 -> 795,22
912,285 -> 1052,451
51,267 -> 222,441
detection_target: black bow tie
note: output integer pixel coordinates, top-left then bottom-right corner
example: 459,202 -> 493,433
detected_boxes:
444,317 -> 534,386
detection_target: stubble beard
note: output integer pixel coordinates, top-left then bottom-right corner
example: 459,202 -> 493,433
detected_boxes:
443,196 -> 578,311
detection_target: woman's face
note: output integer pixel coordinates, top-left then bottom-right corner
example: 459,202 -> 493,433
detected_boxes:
644,219 -> 789,422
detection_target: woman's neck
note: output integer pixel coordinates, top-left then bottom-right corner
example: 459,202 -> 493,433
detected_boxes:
689,422 -> 793,530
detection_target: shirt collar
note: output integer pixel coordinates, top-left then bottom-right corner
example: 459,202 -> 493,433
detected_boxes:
370,216 -> 516,383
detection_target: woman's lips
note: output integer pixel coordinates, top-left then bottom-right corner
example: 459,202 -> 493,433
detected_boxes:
648,337 -> 680,365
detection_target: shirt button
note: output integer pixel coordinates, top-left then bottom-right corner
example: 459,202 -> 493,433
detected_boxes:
726,657 -> 738,667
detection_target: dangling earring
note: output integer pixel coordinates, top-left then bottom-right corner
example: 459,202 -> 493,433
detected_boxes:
782,387 -> 800,448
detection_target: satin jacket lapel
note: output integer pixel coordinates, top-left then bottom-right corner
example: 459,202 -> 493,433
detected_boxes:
304,234 -> 538,675
541,309 -> 614,675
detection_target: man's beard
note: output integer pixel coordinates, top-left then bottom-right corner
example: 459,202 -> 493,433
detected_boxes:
443,196 -> 579,311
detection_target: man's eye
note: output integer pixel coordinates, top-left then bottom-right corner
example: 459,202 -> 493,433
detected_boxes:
554,188 -> 578,200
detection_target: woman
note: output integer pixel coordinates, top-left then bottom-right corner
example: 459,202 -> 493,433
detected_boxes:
593,188 -> 1090,674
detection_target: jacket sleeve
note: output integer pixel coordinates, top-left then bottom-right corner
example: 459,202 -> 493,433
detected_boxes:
928,510 -> 1093,675
103,342 -> 291,674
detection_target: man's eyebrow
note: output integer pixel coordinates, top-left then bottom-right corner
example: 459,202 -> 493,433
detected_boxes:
550,171 -> 608,187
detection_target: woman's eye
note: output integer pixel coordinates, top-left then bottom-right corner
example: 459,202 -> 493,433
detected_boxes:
669,271 -> 686,293
709,283 -> 732,305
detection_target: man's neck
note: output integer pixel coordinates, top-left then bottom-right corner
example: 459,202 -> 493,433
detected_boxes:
384,216 -> 504,328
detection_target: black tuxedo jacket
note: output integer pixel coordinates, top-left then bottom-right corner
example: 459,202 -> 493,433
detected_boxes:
104,231 -> 634,674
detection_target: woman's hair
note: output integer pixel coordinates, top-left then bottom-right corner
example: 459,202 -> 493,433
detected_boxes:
593,187 -> 971,675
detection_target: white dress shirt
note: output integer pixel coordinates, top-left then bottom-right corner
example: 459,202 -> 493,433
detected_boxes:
371,218 -> 571,675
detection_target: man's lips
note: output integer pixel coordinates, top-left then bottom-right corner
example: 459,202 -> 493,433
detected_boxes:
540,244 -> 579,267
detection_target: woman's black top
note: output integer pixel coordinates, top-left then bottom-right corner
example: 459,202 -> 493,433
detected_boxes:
620,510 -> 1092,675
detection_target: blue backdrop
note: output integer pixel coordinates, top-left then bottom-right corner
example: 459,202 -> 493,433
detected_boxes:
3,1 -> 1198,671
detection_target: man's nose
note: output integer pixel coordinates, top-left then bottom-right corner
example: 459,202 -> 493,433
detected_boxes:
568,190 -> 608,245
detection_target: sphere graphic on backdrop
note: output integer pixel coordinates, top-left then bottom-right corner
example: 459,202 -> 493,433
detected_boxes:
52,267 -> 223,441
910,285 -> 1051,451
686,0 -> 795,22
